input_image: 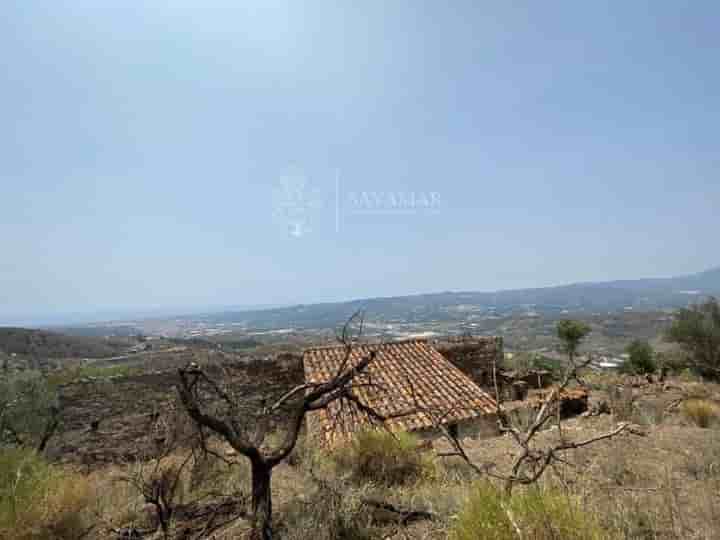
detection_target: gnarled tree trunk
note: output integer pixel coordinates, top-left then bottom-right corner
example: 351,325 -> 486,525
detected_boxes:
250,459 -> 273,540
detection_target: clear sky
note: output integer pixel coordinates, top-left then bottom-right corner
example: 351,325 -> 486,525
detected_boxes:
2,1 -> 719,324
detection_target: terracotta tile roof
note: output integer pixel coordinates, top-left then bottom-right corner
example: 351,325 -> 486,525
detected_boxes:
303,339 -> 498,447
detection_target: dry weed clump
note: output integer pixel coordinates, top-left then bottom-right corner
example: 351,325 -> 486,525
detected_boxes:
683,447 -> 720,480
277,488 -> 375,540
584,371 -> 624,392
0,448 -> 91,540
85,465 -> 146,530
188,451 -> 250,499
608,386 -> 636,422
84,447 -> 251,535
600,492 -> 661,540
635,398 -> 667,426
683,382 -> 713,400
598,468 -> 701,540
450,481 -> 603,540
332,429 -> 436,486
682,399 -> 718,428
598,446 -> 640,488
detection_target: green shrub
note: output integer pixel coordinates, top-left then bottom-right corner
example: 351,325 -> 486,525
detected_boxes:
451,482 -> 603,540
682,399 -> 718,428
46,364 -> 139,386
0,448 -> 90,540
532,355 -> 564,377
332,429 -> 435,486
620,340 -> 656,375
449,481 -> 516,540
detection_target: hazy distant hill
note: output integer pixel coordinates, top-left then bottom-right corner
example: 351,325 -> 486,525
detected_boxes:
189,267 -> 720,330
0,328 -> 132,359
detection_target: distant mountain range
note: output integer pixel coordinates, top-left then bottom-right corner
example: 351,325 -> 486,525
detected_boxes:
184,267 -> 720,331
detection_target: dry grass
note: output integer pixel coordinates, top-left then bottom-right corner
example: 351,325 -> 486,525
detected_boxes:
79,446 -> 252,536
0,448 -> 92,540
331,429 -> 437,486
24,375 -> 720,540
682,399 -> 718,428
450,481 -> 603,540
608,385 -> 637,422
277,487 -> 375,540
682,438 -> 720,480
84,464 -> 146,530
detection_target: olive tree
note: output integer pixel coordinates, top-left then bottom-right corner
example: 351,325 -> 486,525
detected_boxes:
0,371 -> 60,452
556,319 -> 591,363
666,297 -> 720,379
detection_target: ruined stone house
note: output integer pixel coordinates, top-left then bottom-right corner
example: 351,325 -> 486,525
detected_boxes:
302,339 -> 500,447
434,336 -> 504,391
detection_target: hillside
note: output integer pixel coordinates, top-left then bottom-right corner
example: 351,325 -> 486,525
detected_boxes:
0,327 -> 133,359
178,267 -> 720,331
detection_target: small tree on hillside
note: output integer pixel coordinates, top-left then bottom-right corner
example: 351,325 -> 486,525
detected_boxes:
556,320 -> 591,363
620,340 -> 656,375
666,297 -> 720,379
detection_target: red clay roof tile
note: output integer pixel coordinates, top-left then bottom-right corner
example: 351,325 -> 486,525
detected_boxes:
303,339 -> 497,446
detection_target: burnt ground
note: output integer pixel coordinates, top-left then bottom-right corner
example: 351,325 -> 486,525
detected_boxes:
49,349 -> 303,470
50,371 -> 178,467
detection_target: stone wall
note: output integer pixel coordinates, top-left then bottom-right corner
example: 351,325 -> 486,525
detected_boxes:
238,352 -> 304,388
435,336 -> 504,391
413,414 -> 500,447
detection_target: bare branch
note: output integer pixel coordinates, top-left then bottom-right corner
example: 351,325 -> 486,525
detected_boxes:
266,383 -> 319,413
428,340 -> 634,495
175,311 -> 387,539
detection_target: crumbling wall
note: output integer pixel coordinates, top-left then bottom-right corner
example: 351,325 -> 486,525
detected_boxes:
239,352 -> 304,388
497,370 -> 553,400
228,353 -> 305,410
435,336 -> 504,391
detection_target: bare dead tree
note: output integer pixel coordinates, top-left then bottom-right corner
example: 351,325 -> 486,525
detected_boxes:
176,311 -> 383,540
124,453 -> 192,538
118,402 -> 195,539
489,353 -> 630,495
394,324 -> 633,497
112,393 -> 248,540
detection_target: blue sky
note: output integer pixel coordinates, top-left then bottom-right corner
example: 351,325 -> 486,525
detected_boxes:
1,1 -> 719,323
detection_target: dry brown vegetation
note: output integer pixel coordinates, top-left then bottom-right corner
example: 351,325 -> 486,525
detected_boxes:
681,399 -> 719,428
4,345 -> 720,539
